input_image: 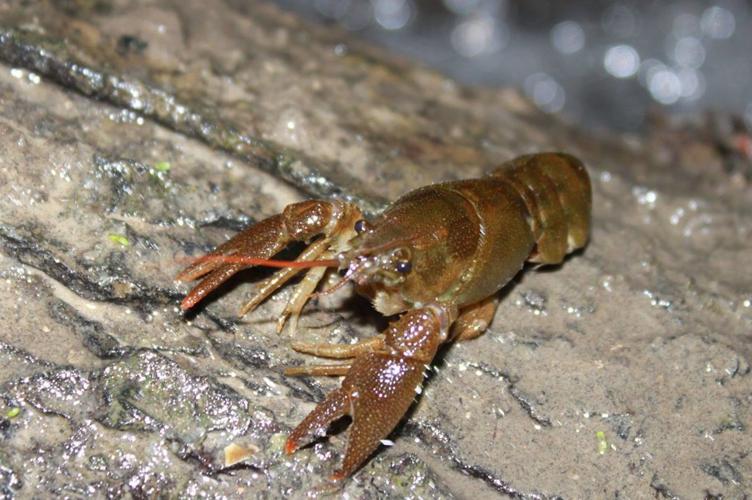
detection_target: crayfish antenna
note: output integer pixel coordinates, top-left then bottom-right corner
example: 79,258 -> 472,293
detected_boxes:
179,254 -> 339,270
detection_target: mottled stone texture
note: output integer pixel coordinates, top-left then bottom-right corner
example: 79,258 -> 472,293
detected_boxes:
0,0 -> 750,498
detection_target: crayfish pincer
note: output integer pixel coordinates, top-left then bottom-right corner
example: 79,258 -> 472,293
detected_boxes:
176,152 -> 592,480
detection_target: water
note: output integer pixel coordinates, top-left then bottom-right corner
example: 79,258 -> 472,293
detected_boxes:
273,0 -> 752,133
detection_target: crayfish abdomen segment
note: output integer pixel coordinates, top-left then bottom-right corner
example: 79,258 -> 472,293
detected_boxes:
424,152 -> 591,306
492,152 -> 592,264
440,178 -> 537,306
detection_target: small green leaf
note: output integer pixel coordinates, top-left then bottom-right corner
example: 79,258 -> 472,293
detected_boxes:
153,161 -> 171,172
596,430 -> 608,455
6,407 -> 20,419
108,234 -> 130,246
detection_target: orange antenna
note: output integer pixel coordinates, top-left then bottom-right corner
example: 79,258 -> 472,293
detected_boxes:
186,254 -> 340,269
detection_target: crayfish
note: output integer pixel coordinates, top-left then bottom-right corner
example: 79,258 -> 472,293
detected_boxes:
176,152 -> 592,480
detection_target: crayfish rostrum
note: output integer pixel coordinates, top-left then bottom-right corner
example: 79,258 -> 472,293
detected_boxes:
176,152 -> 592,480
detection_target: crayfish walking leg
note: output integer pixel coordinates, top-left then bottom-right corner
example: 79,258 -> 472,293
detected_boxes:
284,307 -> 446,480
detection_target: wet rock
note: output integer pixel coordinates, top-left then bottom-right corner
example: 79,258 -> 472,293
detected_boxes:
0,0 -> 750,497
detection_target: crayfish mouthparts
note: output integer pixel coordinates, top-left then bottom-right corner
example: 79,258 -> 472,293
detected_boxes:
176,152 -> 592,479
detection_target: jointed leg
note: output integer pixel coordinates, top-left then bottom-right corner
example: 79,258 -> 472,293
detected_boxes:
276,260 -> 329,333
450,296 -> 499,341
237,237 -> 330,317
290,334 -> 385,359
283,335 -> 384,378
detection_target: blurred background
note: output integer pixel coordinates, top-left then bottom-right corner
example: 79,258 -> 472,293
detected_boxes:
271,0 -> 751,133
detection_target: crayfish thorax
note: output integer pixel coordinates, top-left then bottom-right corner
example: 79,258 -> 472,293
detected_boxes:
341,185 -> 482,315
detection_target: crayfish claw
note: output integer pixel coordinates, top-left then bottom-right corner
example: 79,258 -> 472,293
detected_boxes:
285,387 -> 350,455
177,214 -> 291,310
286,308 -> 444,478
179,262 -> 245,310
176,200 -> 361,315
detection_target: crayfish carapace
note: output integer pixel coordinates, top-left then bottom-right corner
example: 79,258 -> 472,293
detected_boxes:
176,152 -> 592,480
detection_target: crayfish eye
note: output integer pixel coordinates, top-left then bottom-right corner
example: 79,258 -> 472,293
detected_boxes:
354,219 -> 370,234
396,261 -> 412,274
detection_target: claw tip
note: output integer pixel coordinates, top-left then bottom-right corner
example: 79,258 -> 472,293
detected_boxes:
180,295 -> 198,311
284,438 -> 297,456
237,304 -> 253,318
275,315 -> 289,334
329,471 -> 346,482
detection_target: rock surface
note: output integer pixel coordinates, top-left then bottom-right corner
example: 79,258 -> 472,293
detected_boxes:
1,0 -> 750,498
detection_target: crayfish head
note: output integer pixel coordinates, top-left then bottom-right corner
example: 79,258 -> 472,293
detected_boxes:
338,202 -> 470,314
344,246 -> 412,288
335,220 -> 417,314
340,248 -> 415,315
